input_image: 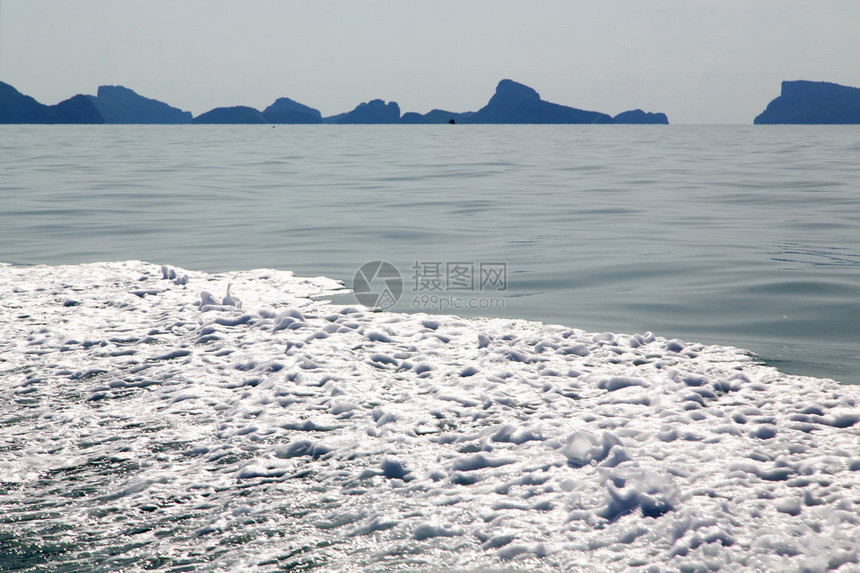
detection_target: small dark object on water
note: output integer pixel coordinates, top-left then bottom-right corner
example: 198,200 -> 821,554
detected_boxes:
448,118 -> 456,124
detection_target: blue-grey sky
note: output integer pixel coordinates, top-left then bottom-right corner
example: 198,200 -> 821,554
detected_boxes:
2,0 -> 859,124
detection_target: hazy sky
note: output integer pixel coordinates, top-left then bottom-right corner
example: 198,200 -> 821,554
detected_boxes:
1,1 -> 859,124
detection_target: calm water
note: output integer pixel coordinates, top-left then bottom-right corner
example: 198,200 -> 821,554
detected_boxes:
2,125 -> 859,383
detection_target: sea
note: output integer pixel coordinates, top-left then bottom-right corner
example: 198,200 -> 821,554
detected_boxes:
3,124 -> 860,572
2,124 -> 859,385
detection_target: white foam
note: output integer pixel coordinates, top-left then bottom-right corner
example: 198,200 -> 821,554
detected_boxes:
1,261 -> 859,571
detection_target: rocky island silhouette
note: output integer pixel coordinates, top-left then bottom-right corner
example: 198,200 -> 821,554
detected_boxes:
0,79 -> 669,125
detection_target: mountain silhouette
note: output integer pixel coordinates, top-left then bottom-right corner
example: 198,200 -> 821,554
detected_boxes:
192,106 -> 267,124
88,85 -> 192,124
613,109 -> 669,124
755,80 -> 860,124
0,82 -> 103,123
324,99 -> 401,124
396,80 -> 666,124
0,80 -> 670,125
263,97 -> 322,124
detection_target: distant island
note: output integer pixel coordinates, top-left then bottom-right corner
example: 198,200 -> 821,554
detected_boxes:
755,80 -> 860,124
0,79 -> 668,125
88,85 -> 192,124
398,80 -> 666,125
0,82 -> 103,124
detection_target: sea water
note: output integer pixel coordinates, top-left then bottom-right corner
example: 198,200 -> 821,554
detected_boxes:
3,127 -> 860,571
1,261 -> 859,571
2,124 -> 859,384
